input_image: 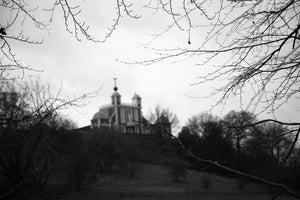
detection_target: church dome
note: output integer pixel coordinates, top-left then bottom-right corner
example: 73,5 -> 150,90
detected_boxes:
92,111 -> 100,120
92,110 -> 109,119
132,93 -> 141,99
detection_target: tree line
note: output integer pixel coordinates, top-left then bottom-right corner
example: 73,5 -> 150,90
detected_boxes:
178,111 -> 300,189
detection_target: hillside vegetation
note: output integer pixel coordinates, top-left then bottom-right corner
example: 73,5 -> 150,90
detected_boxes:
29,164 -> 296,200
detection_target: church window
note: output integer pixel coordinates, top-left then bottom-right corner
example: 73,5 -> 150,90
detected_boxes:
125,109 -> 132,122
120,108 -> 125,123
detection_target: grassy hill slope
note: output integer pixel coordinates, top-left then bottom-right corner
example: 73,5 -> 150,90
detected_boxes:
40,164 -> 297,200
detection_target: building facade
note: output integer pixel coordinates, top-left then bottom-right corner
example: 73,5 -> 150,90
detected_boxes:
91,83 -> 152,134
91,81 -> 171,136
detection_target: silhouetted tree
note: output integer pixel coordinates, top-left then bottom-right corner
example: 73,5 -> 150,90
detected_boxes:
186,113 -> 217,136
183,113 -> 234,165
148,105 -> 180,133
223,111 -> 257,170
134,0 -> 299,119
178,126 -> 200,153
200,120 -> 234,164
246,122 -> 291,165
0,78 -> 88,198
0,1 -> 141,82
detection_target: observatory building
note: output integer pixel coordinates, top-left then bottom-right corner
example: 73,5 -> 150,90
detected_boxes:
91,79 -> 171,135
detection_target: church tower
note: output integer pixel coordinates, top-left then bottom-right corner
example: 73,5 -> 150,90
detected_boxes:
132,92 -> 142,107
111,78 -> 121,128
111,78 -> 121,105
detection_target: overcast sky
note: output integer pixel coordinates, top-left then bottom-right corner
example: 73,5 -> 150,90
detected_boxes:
1,1 -> 299,129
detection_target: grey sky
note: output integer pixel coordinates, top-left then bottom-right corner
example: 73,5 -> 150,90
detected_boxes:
1,1 -> 299,129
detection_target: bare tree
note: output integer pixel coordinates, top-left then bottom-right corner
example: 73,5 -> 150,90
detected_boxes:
128,1 -> 300,198
2,1 -> 299,118
245,122 -> 292,165
185,113 -> 235,164
131,0 -> 299,121
186,112 -> 218,136
148,104 -> 180,132
223,111 -> 257,170
0,78 -> 90,199
0,0 -> 139,82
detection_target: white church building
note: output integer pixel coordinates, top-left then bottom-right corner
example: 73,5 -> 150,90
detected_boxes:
91,79 -> 154,134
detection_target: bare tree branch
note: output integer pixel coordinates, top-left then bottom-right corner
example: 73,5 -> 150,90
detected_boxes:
160,123 -> 300,199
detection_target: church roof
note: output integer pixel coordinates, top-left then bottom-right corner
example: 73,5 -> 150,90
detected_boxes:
92,109 -> 110,120
132,93 -> 141,99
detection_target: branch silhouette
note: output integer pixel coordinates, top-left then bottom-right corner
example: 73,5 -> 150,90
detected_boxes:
154,123 -> 300,199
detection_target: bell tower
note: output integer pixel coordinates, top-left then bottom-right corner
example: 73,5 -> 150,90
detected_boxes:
132,92 -> 141,107
111,78 -> 121,105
